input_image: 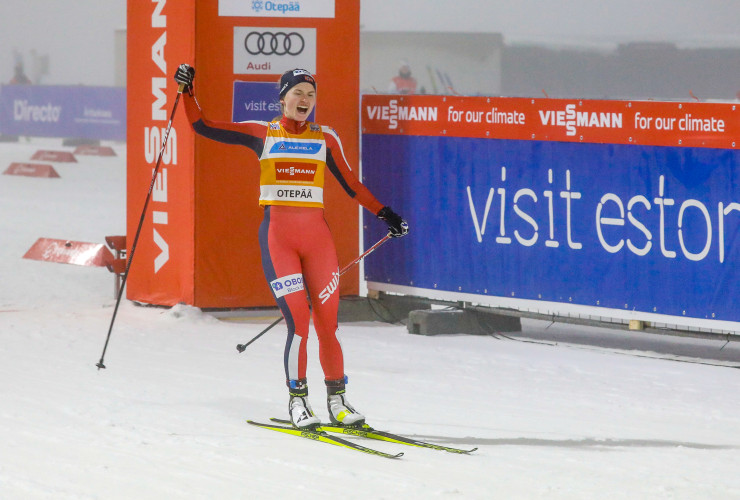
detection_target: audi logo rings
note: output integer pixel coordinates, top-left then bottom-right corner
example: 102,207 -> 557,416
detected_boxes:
244,32 -> 305,56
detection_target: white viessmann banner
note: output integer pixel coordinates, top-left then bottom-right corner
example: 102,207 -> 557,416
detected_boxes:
219,0 -> 335,18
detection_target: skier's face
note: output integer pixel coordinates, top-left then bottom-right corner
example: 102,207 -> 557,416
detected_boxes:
281,82 -> 316,122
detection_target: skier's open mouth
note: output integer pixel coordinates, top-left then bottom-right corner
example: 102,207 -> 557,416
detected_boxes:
297,106 -> 309,114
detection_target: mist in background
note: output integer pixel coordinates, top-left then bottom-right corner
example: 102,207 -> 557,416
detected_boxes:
362,0 -> 740,47
0,0 -> 738,98
0,0 -> 126,86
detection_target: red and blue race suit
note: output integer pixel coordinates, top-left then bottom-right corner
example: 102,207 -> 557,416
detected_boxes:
183,93 -> 384,383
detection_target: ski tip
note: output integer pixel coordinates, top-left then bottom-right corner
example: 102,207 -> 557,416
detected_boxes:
440,446 -> 477,454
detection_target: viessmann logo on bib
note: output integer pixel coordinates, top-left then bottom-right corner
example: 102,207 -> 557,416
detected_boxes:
275,162 -> 317,182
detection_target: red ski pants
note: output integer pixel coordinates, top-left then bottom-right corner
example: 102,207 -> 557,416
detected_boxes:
259,206 -> 344,382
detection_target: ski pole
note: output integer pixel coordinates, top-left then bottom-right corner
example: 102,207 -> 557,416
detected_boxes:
96,84 -> 186,370
236,233 -> 392,353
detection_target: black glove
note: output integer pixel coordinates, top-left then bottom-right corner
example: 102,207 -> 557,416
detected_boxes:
377,206 -> 409,238
174,63 -> 195,93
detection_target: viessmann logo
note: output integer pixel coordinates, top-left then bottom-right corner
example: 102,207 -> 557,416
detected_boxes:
366,99 -> 439,130
539,103 -> 623,136
275,162 -> 317,182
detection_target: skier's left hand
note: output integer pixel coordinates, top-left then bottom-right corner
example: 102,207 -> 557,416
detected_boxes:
377,206 -> 409,238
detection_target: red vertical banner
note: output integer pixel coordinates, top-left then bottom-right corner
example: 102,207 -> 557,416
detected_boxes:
126,1 -> 196,305
126,1 -> 361,307
190,1 -> 361,308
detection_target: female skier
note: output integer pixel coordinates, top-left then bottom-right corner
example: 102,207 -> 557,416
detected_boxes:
174,65 -> 408,429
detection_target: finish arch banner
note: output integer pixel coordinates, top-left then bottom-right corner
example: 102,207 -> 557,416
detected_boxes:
361,95 -> 740,328
127,0 -> 360,307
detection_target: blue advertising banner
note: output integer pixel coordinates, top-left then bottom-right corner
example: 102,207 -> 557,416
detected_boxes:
362,134 -> 740,323
0,85 -> 125,140
232,81 -> 314,122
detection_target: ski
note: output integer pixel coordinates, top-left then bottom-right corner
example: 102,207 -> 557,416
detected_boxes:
247,420 -> 403,459
270,418 -> 476,454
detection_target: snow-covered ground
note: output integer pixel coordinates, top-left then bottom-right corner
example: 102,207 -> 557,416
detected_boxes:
1,137 -> 739,499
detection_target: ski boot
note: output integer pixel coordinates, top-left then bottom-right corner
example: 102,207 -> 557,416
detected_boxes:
288,378 -> 321,429
326,376 -> 365,427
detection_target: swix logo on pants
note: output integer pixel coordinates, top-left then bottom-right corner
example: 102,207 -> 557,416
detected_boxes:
319,270 -> 340,304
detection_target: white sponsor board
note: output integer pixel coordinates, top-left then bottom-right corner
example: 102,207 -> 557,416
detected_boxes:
234,27 -> 316,75
220,0 -> 335,18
